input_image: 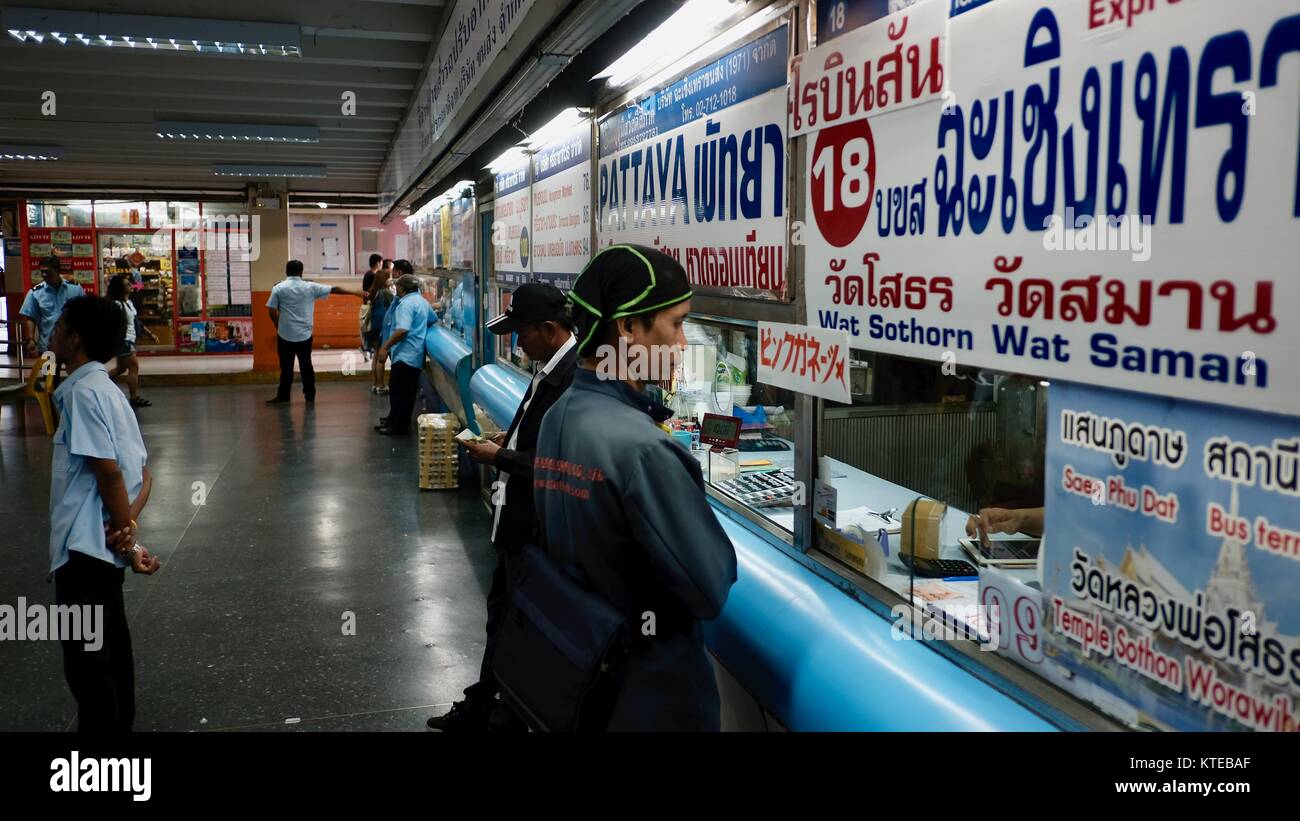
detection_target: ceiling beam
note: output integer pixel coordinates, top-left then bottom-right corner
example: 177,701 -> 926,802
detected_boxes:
22,59 -> 418,90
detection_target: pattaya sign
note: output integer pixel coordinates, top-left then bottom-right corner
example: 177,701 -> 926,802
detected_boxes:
597,26 -> 790,300
801,0 -> 1300,415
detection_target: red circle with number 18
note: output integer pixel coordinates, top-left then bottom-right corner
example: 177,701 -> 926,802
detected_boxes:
810,118 -> 876,248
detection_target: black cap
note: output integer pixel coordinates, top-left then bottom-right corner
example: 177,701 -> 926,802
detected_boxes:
486,283 -> 569,334
569,245 -> 691,355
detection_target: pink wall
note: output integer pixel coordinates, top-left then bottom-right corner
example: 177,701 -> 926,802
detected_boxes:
352,213 -> 409,274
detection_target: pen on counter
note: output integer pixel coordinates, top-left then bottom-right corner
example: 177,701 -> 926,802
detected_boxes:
942,576 -> 980,582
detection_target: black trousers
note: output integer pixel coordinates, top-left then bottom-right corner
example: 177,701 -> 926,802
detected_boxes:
275,334 -> 315,400
55,552 -> 134,733
464,542 -> 522,706
386,361 -> 421,432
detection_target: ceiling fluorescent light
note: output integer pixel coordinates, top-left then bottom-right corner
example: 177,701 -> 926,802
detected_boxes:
594,0 -> 739,88
1,8 -> 302,57
156,121 -> 320,143
525,107 -> 589,149
485,146 -> 529,174
623,4 -> 784,101
212,164 -> 327,178
438,180 -> 474,201
0,144 -> 64,161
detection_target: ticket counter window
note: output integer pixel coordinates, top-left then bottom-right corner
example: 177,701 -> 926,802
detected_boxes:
492,288 -> 533,372
674,319 -> 800,535
814,351 -> 1047,634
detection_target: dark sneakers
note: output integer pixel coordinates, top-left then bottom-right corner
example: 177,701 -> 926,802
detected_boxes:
266,396 -> 290,405
426,699 -> 492,733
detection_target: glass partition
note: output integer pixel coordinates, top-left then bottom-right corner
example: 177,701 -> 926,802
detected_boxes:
674,318 -> 801,535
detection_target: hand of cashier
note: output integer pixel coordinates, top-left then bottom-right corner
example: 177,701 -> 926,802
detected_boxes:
965,506 -> 1044,546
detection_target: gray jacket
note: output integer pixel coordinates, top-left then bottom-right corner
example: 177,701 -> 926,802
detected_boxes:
533,368 -> 738,730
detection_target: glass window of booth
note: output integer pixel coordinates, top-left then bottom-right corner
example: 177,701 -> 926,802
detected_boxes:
814,351 -> 1046,587
674,318 -> 801,535
492,287 -> 531,372
807,349 -> 1110,718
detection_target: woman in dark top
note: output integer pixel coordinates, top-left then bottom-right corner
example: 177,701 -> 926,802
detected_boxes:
105,274 -> 158,407
368,269 -> 394,394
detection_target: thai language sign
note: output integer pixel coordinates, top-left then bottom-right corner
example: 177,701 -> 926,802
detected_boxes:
380,0 -> 538,215
792,0 -> 948,137
493,158 -> 531,285
802,0 -> 1300,415
757,321 -> 852,403
1042,381 -> 1300,731
597,26 -> 790,301
449,195 -> 475,270
531,122 -> 592,289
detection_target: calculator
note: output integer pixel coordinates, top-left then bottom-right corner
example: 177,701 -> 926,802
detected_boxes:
897,553 -> 980,578
737,437 -> 791,452
716,469 -> 798,508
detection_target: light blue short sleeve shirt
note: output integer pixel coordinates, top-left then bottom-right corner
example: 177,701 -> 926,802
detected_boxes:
20,280 -> 84,351
49,362 -> 147,574
267,277 -> 332,342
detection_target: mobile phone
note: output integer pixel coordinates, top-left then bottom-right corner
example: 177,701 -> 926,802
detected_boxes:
959,537 -> 1042,566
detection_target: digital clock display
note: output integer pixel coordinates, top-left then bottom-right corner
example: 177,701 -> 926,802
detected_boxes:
700,413 -> 741,448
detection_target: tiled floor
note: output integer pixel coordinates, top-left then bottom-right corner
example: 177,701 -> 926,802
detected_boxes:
0,381 -> 494,731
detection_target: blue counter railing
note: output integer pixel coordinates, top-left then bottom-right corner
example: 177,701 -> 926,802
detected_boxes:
467,366 -> 1056,731
469,363 -> 530,432
424,326 -> 479,434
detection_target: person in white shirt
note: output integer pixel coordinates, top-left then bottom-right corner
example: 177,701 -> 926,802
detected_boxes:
266,260 -> 367,404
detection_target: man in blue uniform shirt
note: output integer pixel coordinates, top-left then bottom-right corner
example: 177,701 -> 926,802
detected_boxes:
20,255 -> 84,358
532,245 -> 738,731
48,296 -> 161,732
265,259 -> 367,404
375,265 -> 432,435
